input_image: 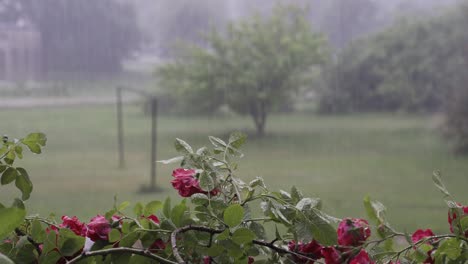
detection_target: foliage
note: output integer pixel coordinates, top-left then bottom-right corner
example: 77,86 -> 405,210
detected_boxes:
134,0 -> 227,57
1,131 -> 468,263
18,0 -> 141,76
443,78 -> 468,154
318,4 -> 467,113
157,4 -> 328,136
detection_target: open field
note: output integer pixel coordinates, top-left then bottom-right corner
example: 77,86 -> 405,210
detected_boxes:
1,104 -> 467,233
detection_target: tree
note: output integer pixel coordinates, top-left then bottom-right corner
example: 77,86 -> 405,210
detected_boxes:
158,4 -> 328,136
20,0 -> 140,77
320,0 -> 380,49
318,4 -> 467,113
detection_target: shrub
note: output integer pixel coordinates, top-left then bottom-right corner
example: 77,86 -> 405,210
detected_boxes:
1,132 -> 468,263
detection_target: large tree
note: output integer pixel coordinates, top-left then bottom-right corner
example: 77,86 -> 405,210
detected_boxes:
157,5 -> 328,136
18,0 -> 140,77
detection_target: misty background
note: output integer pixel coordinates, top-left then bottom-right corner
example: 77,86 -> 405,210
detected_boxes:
1,0 -> 468,233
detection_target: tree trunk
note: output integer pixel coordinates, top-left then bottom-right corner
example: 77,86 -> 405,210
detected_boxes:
250,100 -> 267,137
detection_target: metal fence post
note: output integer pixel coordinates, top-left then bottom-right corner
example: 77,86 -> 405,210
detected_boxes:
150,96 -> 158,190
116,86 -> 125,169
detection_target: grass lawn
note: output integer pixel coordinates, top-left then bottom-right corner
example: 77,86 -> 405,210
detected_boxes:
1,104 -> 467,234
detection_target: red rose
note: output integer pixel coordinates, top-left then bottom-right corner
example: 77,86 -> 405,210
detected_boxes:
149,239 -> 166,251
171,168 -> 218,197
337,218 -> 371,246
147,214 -> 160,224
448,204 -> 468,236
85,215 -> 111,242
248,256 -> 254,264
288,240 -> 323,263
411,229 -> 434,243
60,216 -> 86,236
349,249 -> 374,264
321,246 -> 342,264
203,256 -> 211,264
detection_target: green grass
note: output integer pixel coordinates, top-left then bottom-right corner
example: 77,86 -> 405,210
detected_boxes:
1,105 -> 467,234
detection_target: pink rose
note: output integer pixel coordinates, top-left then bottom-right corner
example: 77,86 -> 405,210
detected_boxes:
321,246 -> 342,264
411,229 -> 434,243
60,216 -> 86,236
203,256 -> 211,264
147,214 -> 160,224
171,168 -> 218,197
337,218 -> 371,246
288,240 -> 323,263
86,215 -> 111,242
349,249 -> 374,264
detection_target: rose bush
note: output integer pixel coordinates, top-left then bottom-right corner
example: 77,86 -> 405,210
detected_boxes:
0,132 -> 467,263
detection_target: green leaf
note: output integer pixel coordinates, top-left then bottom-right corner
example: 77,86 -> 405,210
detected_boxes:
435,238 -> 462,260
133,202 -> 143,216
39,250 -> 62,264
228,132 -> 247,149
163,197 -> 171,218
209,136 -> 227,148
111,252 -> 132,264
21,133 -> 47,154
204,244 -> 224,256
157,156 -> 184,164
109,229 -> 121,243
60,235 -> 85,256
117,201 -> 130,212
1,167 -> 17,185
5,151 -> 15,164
224,204 -> 244,227
0,164 -> 6,173
217,229 -> 230,241
296,198 -> 321,211
191,193 -> 209,205
232,228 -> 255,245
249,222 -> 266,240
301,209 -> 337,246
15,168 -> 33,201
199,171 -> 215,192
119,231 -> 140,247
432,170 -> 450,197
171,203 -> 187,227
249,177 -> 266,189
294,219 -> 313,242
363,195 -> 386,224
0,207 -> 26,239
31,219 -> 45,243
412,244 -> 433,262
0,253 -> 15,264
460,217 -> 468,232
174,138 -> 193,154
14,146 -> 23,159
144,201 -> 162,217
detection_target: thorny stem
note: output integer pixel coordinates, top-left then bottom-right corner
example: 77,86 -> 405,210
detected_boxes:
389,234 -> 468,262
170,225 -> 324,264
66,247 -> 177,264
171,225 -> 224,264
15,228 -> 41,255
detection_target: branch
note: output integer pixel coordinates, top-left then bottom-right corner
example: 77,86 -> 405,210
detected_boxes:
171,225 -> 224,264
15,228 -> 41,255
169,225 -> 321,264
66,247 -> 177,264
252,239 -> 321,263
390,234 -> 468,262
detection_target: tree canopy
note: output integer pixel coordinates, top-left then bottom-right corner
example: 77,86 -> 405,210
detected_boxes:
318,4 -> 468,113
10,0 -> 140,78
157,5 -> 328,136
